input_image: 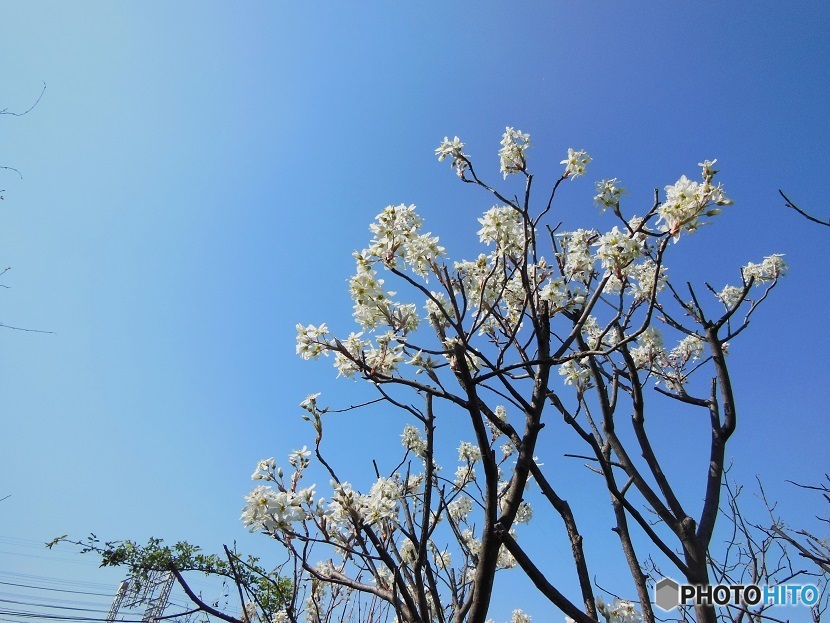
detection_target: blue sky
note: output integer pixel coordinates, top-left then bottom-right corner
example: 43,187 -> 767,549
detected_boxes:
1,2 -> 828,621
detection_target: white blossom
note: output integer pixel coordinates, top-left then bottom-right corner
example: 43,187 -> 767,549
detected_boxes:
402,424 -> 428,457
241,485 -> 309,533
559,357 -> 591,389
538,277 -> 585,314
478,206 -> 526,256
670,335 -> 705,364
458,441 -> 482,463
375,566 -> 394,589
448,496 -> 473,522
627,259 -> 667,302
716,284 -> 744,308
594,178 -> 626,210
454,254 -> 501,311
743,254 -> 787,284
326,481 -> 361,526
486,405 -> 508,440
333,332 -> 369,379
558,229 -> 598,281
299,392 -> 321,413
594,227 -> 643,271
363,477 -> 400,524
363,331 -> 405,375
454,465 -> 475,488
499,127 -> 531,178
657,162 -> 732,240
433,549 -> 452,570
251,457 -> 276,481
349,258 -> 391,329
288,446 -> 311,470
365,203 -> 445,277
425,291 -> 455,329
561,148 -> 591,179
511,610 -> 532,623
399,538 -> 417,564
515,501 -> 533,524
598,598 -> 643,623
630,327 -> 665,369
271,610 -> 289,623
296,323 -> 330,360
436,136 -> 469,178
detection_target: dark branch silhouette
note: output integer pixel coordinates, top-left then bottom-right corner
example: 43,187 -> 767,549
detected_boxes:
780,189 -> 830,228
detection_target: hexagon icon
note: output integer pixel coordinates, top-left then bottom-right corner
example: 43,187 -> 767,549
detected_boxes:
654,577 -> 680,611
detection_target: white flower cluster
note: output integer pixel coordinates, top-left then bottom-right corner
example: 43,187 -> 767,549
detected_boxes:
657,159 -> 732,240
454,254 -> 501,311
251,457 -> 276,481
461,528 -> 515,570
478,206 -> 526,256
743,254 -> 787,284
331,332 -> 366,378
326,477 -> 401,527
559,357 -> 591,389
514,501 -> 533,524
288,446 -> 311,470
559,229 -> 597,281
296,323 -> 330,360
458,441 -> 482,463
630,327 -> 663,369
671,335 -> 704,363
363,477 -> 402,524
499,127 -> 531,179
630,328 -> 708,391
401,424 -> 427,457
349,256 -> 394,329
241,484 -> 316,533
485,404 -> 508,441
716,284 -> 744,308
561,148 -> 591,179
594,226 -> 643,272
717,254 -> 788,308
424,291 -> 455,329
433,548 -> 452,570
626,259 -> 667,302
582,316 -> 615,350
596,597 -> 643,623
366,203 -> 445,277
454,465 -> 475,488
271,610 -> 289,623
448,495 -> 473,522
594,178 -> 626,211
435,136 -> 469,178
501,272 -> 532,327
538,276 -> 587,315
511,610 -> 532,623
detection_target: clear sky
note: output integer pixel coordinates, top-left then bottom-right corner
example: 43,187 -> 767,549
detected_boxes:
1,2 -> 828,622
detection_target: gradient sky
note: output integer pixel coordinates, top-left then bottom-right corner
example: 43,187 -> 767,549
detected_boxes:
2,2 -> 828,622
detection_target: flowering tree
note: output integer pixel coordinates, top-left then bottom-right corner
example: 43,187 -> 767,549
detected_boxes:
245,128 -> 790,623
62,129 -> 798,623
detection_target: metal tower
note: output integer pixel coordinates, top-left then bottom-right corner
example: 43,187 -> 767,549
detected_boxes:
106,570 -> 175,623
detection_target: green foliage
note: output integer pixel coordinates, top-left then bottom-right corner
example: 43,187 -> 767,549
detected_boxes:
48,535 -> 291,621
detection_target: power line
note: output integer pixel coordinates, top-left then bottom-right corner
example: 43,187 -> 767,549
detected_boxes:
0,599 -> 110,614
0,581 -> 113,598
0,570 -> 115,592
0,609 -> 145,623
